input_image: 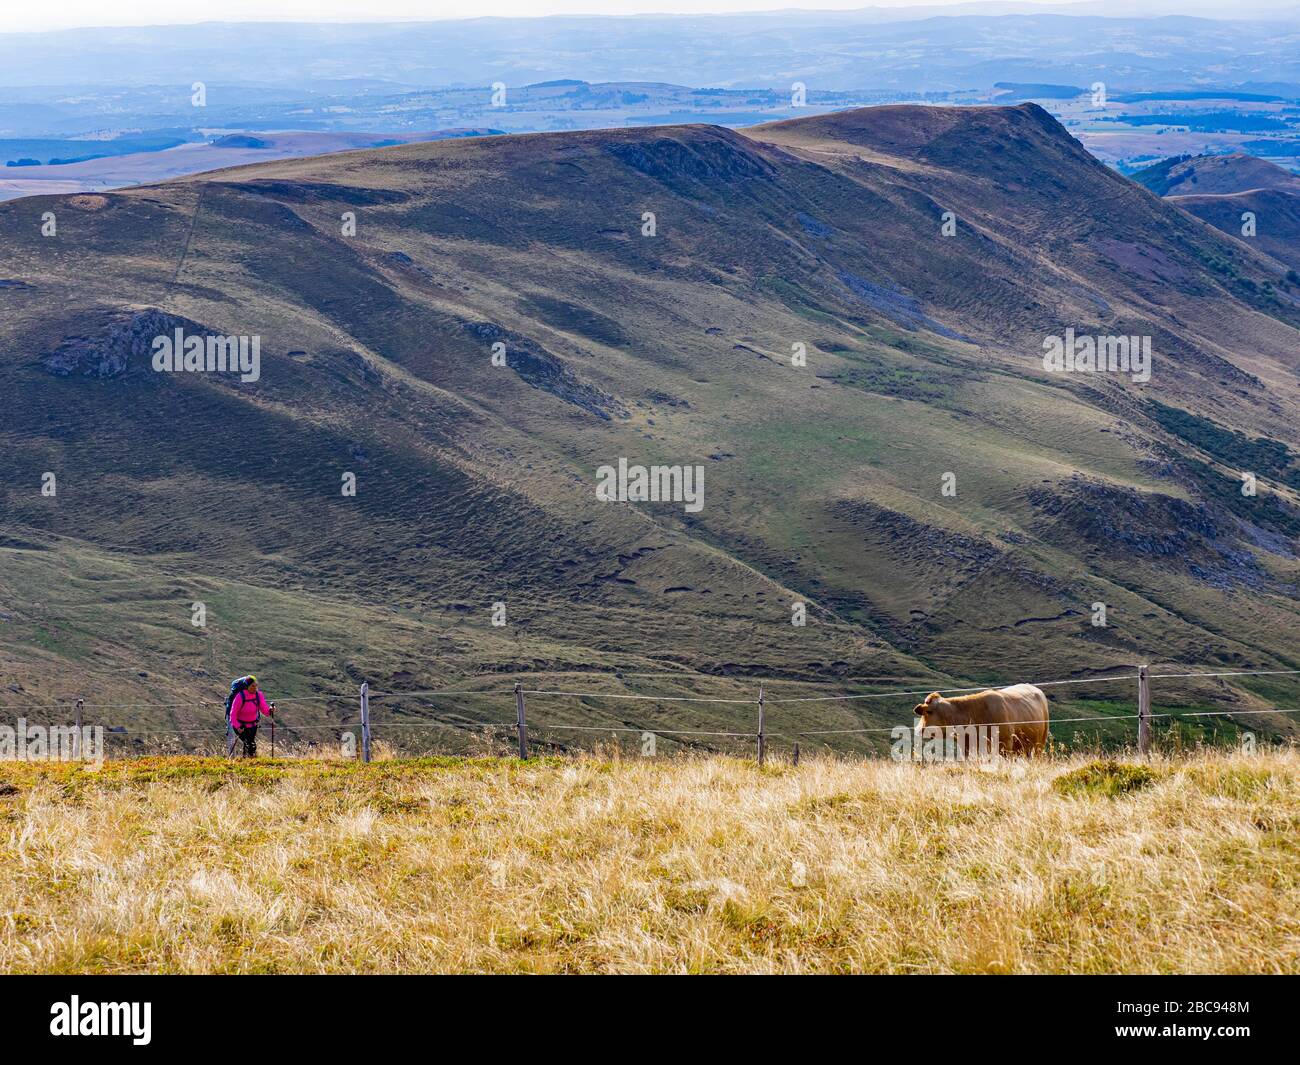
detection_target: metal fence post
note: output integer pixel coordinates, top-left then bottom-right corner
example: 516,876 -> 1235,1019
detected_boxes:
514,682 -> 528,759
1137,664 -> 1151,756
360,681 -> 371,763
757,684 -> 766,767
74,698 -> 83,759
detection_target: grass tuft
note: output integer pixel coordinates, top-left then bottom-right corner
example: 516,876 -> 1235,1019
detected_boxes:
1053,759 -> 1163,799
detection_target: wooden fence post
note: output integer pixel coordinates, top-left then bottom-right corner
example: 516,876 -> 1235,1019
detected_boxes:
792,741 -> 799,767
1137,664 -> 1151,756
514,682 -> 528,759
360,681 -> 371,763
74,699 -> 83,759
757,684 -> 766,767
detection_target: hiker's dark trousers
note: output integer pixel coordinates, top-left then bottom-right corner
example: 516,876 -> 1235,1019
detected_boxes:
234,725 -> 258,758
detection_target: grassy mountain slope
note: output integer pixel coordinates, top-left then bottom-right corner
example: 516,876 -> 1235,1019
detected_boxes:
1169,188 -> 1300,273
1131,152 -> 1300,197
1133,151 -> 1300,295
2,104 -> 1298,750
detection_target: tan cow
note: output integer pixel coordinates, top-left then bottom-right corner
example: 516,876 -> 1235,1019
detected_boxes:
912,684 -> 1049,757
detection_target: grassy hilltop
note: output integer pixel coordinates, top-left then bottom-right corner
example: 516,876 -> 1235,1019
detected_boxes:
2,748 -> 1298,974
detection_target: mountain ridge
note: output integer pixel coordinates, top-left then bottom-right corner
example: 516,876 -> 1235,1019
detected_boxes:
1131,152 -> 1300,196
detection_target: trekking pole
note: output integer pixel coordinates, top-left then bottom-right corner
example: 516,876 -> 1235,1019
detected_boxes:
270,703 -> 277,758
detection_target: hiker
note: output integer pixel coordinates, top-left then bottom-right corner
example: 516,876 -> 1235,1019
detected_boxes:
227,675 -> 275,757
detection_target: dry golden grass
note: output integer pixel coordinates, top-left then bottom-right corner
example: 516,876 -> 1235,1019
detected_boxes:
1,748 -> 1298,974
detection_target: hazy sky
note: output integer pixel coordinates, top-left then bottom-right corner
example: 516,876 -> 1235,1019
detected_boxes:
0,0 -> 1286,33
0,1 -> 1093,34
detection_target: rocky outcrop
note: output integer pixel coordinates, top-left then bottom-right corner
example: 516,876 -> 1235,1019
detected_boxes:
603,129 -> 776,191
1028,477 -> 1273,590
41,308 -> 201,379
836,271 -> 971,341
462,321 -> 625,420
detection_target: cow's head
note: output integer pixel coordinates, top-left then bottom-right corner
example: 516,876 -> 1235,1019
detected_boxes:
913,692 -> 954,727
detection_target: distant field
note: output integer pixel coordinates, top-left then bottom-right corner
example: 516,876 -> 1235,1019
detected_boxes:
2,748 -> 1297,973
0,130 -> 495,202
1050,94 -> 1300,173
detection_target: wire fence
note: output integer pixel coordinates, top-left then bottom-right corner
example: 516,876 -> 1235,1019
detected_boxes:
5,664 -> 1299,763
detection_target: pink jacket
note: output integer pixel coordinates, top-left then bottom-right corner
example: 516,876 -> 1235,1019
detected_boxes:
230,688 -> 272,728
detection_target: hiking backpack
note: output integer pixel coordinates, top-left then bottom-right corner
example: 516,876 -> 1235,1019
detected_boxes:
224,676 -> 255,723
